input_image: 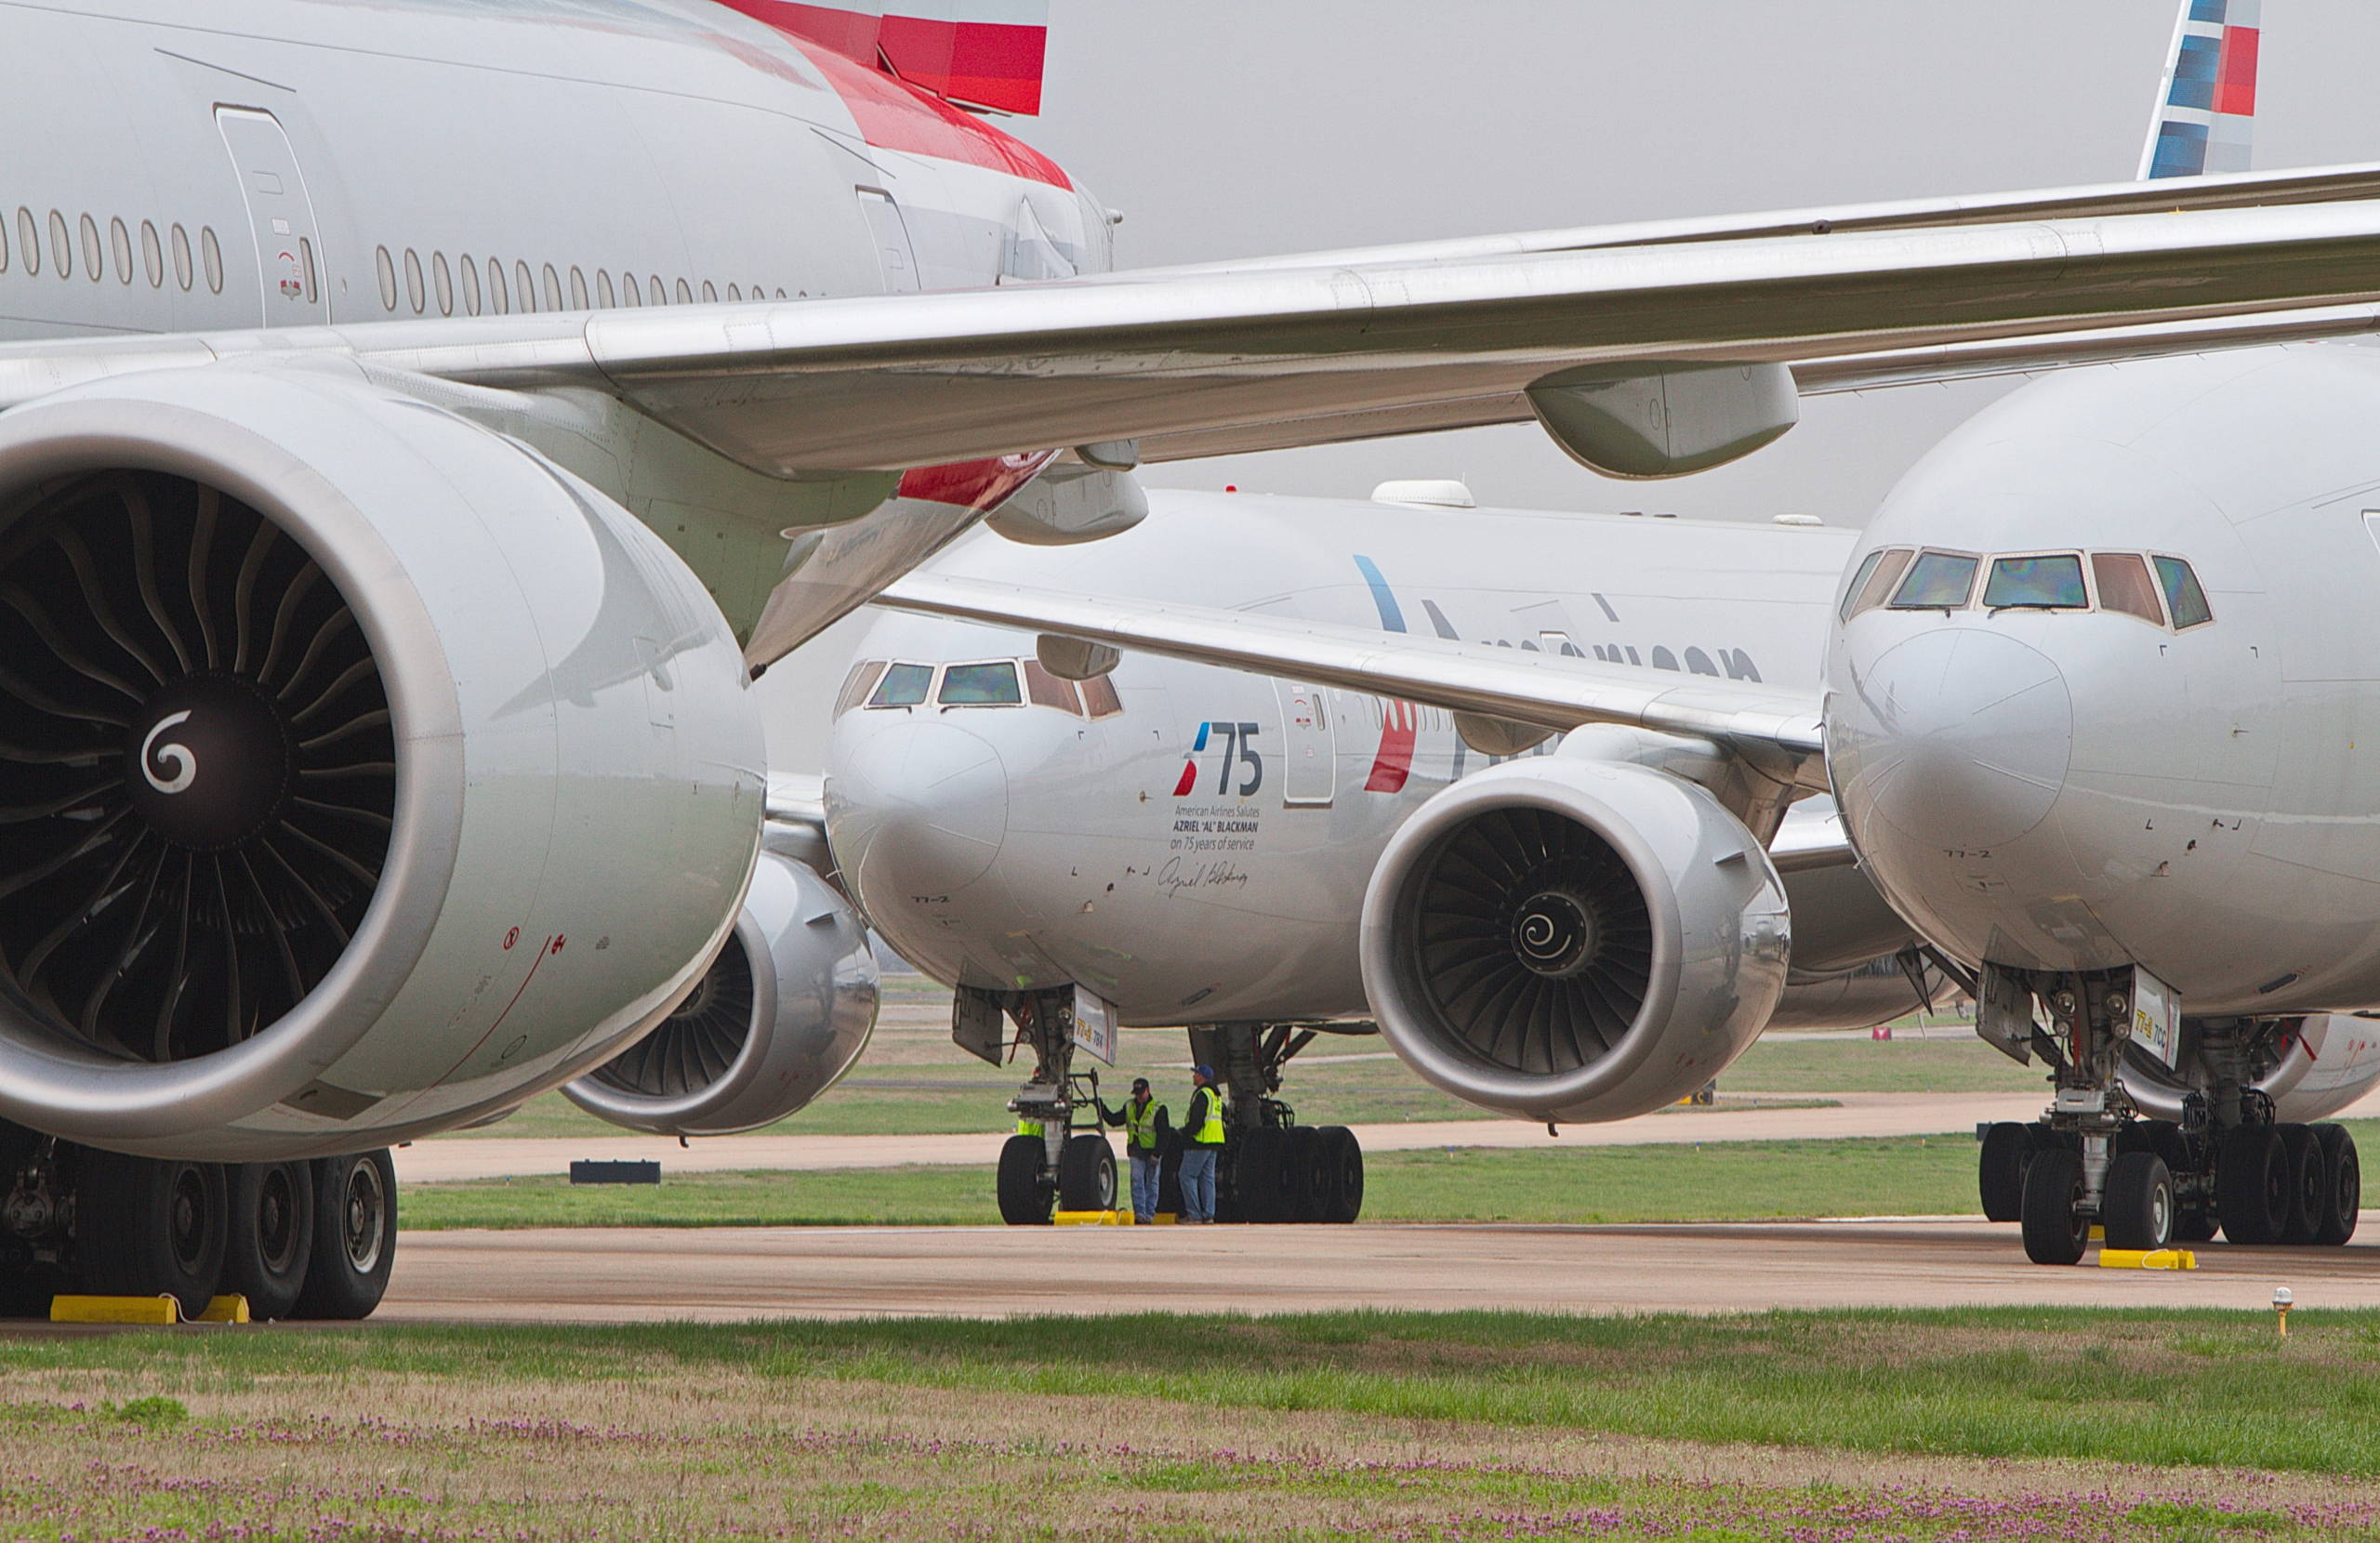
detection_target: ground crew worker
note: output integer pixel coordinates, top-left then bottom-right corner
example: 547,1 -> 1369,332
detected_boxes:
1178,1065 -> 1226,1223
1097,1077 -> 1169,1223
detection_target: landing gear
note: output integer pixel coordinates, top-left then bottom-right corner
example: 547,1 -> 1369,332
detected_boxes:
1058,1133 -> 1116,1212
222,1160 -> 316,1321
1192,1022 -> 1367,1224
1960,962 -> 2365,1259
0,1125 -> 396,1320
997,1135 -> 1053,1225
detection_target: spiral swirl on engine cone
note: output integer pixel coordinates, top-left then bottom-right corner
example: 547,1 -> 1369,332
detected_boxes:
0,471 -> 394,1062
1411,807 -> 1653,1076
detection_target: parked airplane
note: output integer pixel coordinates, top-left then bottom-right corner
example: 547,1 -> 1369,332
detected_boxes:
3,0 -> 2377,1313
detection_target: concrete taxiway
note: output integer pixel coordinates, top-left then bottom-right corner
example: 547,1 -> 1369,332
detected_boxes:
398,1091 -> 2060,1183
378,1218 -> 2380,1324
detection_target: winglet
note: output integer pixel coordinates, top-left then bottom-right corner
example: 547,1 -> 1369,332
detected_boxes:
2140,0 -> 2261,179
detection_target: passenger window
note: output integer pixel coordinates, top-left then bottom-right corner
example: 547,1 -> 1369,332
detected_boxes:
1023,659 -> 1082,715
488,257 -> 509,315
542,263 -> 562,311
1847,547 -> 1914,618
140,221 -> 161,287
108,218 -> 129,284
375,245 -> 397,310
866,662 -> 934,707
47,212 -> 69,280
201,227 -> 222,294
727,283 -> 743,302
1983,554 -> 2087,609
460,253 -> 481,315
1889,551 -> 1979,610
834,659 -> 889,718
2091,553 -> 2164,626
171,223 -> 192,289
650,273 -> 666,305
676,277 -> 693,304
597,269 -> 615,308
938,661 -> 1023,706
17,208 -> 37,277
515,260 -> 536,312
2153,555 -> 2214,628
1080,674 -> 1124,719
623,271 -> 642,307
701,280 -> 718,303
78,214 -> 99,282
432,252 -> 454,316
403,248 -> 425,313
569,266 -> 588,309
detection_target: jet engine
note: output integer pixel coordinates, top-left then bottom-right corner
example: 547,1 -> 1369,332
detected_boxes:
1359,758 -> 1790,1124
563,851 -> 879,1136
2117,1014 -> 2380,1126
0,363 -> 763,1160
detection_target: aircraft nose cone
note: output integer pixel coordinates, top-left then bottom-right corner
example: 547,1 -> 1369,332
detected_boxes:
1831,628 -> 2073,851
830,719 -> 1010,903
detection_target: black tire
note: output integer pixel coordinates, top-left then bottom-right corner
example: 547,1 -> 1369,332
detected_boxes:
1234,1128 -> 1289,1223
1157,1139 -> 1185,1219
996,1135 -> 1052,1226
1280,1127 -> 1322,1222
221,1161 -> 316,1321
2314,1125 -> 2360,1246
75,1150 -> 228,1320
2217,1124 -> 2288,1246
1978,1123 -> 2035,1222
1312,1127 -> 1364,1224
1058,1134 -> 1117,1212
2019,1145 -> 2089,1265
2102,1152 -> 2175,1251
292,1151 -> 396,1320
2278,1125 -> 2327,1246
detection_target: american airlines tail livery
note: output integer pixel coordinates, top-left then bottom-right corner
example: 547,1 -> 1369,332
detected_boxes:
840,5 -> 2380,1260
1,0 -> 2376,1312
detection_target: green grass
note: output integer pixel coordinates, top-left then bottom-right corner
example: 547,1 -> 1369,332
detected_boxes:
401,1134 -> 1990,1230
11,1307 -> 2380,1481
1724,1029 -> 2049,1094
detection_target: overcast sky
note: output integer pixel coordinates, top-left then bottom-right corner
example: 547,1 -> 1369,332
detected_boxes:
757,0 -> 2380,768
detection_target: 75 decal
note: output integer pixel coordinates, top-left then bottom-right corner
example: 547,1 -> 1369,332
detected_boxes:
1172,720 -> 1263,798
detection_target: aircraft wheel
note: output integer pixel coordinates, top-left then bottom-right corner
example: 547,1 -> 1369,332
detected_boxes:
1312,1127 -> 1364,1223
289,1152 -> 396,1321
1234,1128 -> 1289,1223
2314,1125 -> 2360,1246
76,1150 -> 228,1321
221,1161 -> 317,1321
996,1135 -> 1053,1225
1978,1123 -> 2036,1222
1058,1134 -> 1116,1212
2018,1145 -> 2089,1265
2216,1124 -> 2288,1245
2102,1152 -> 2174,1251
2278,1125 -> 2327,1246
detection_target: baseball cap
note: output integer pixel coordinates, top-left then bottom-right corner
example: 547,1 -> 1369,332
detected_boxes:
1194,1064 -> 1215,1079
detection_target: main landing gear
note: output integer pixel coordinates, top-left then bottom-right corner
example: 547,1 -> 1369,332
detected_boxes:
958,987 -> 1365,1225
1961,964 -> 2360,1263
0,1121 -> 396,1319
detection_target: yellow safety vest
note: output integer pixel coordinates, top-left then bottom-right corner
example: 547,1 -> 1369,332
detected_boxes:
1015,1117 -> 1044,1138
1125,1099 -> 1164,1152
1189,1087 -> 1225,1145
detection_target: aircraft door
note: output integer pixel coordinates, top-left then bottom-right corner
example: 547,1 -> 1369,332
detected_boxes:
1275,681 -> 1336,807
856,188 -> 921,294
215,108 -> 330,324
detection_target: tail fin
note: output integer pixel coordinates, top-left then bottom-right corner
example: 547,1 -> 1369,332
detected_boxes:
758,4 -> 1051,114
2140,0 -> 2261,178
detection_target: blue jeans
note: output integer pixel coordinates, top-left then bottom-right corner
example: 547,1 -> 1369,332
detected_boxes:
1179,1146 -> 1218,1222
1129,1152 -> 1160,1222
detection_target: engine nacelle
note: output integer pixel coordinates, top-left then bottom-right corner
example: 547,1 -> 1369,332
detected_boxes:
2121,1014 -> 2380,1126
0,363 -> 762,1159
563,851 -> 879,1136
1360,758 -> 1790,1124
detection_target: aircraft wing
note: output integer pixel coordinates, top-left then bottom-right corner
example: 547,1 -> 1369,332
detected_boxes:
872,572 -> 1826,779
15,195 -> 2380,476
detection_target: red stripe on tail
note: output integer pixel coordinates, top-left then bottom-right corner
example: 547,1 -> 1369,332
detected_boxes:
2215,27 -> 2259,117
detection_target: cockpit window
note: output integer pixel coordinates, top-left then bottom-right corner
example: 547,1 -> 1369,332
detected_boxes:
2153,555 -> 2214,628
866,662 -> 934,707
1890,551 -> 1979,610
1023,659 -> 1082,715
937,661 -> 1023,706
1079,673 -> 1124,719
1839,550 -> 1885,622
2090,553 -> 2164,626
1847,547 -> 1914,618
834,659 -> 888,718
1983,554 -> 2087,610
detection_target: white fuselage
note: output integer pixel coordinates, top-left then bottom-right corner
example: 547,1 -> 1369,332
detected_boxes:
826,493 -> 1906,1025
